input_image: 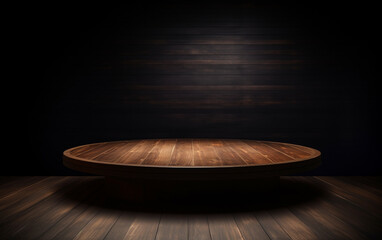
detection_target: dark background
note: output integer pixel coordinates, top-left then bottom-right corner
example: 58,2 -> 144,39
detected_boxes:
7,1 -> 380,175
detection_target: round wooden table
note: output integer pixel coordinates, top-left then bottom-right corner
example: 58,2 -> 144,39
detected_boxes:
63,139 -> 321,201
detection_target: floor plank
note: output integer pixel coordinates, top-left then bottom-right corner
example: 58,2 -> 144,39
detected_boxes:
314,176 -> 382,217
336,176 -> 382,196
255,211 -> 291,240
303,177 -> 381,239
208,214 -> 244,240
188,214 -> 212,240
234,213 -> 270,240
290,200 -> 368,240
0,177 -> 67,214
0,176 -> 47,199
0,177 -> 78,225
38,199 -> 94,240
52,201 -> 104,240
72,209 -> 120,240
156,214 -> 188,240
123,213 -> 161,240
104,211 -> 137,240
5,178 -> 97,240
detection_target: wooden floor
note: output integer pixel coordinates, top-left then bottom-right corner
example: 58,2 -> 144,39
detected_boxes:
0,176 -> 381,240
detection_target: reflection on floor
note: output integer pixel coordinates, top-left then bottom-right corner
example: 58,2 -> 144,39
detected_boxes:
0,176 -> 381,239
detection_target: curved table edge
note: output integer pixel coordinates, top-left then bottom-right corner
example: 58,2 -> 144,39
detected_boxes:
63,153 -> 321,180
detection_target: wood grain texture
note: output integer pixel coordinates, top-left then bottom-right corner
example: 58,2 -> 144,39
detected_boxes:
72,210 -> 120,240
123,213 -> 160,240
156,214 -> 188,240
104,211 -> 136,240
63,139 -> 321,180
208,214 -> 244,240
188,215 -> 211,240
0,176 -> 381,239
234,213 -> 270,240
255,211 -> 291,240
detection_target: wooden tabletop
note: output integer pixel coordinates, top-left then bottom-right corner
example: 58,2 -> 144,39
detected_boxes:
63,139 -> 321,179
64,139 -> 319,167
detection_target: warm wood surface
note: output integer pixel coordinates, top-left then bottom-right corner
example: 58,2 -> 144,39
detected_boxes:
0,176 -> 381,239
65,139 -> 320,167
63,139 -> 321,179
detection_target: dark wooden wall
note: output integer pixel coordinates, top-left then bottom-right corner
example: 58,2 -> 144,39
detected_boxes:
9,2 -> 380,175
